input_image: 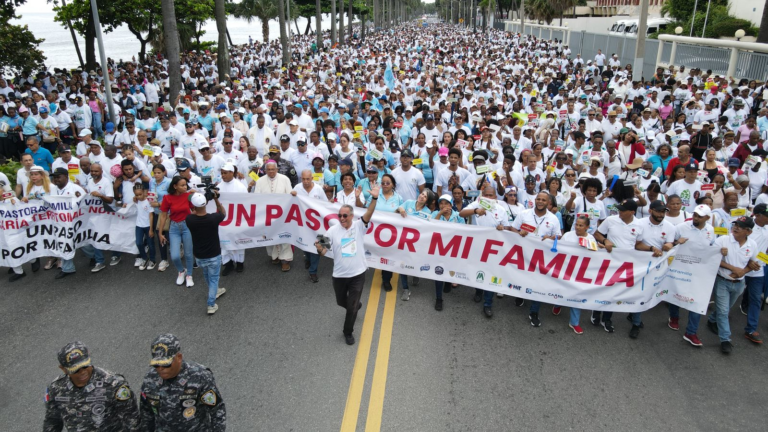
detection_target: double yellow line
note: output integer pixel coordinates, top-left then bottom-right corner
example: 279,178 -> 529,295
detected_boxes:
340,270 -> 398,432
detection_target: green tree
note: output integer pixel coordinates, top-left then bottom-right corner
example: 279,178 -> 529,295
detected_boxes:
161,0 -> 181,103
228,0 -> 278,43
214,0 -> 229,82
0,0 -> 45,74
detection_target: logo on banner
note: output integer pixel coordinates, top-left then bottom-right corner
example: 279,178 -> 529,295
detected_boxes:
548,293 -> 563,300
594,300 -> 612,305
401,263 -> 415,270
525,288 -> 546,295
656,289 -> 669,297
490,276 -> 502,286
476,271 -> 485,282
674,294 -> 695,303
380,258 -> 392,265
435,266 -> 444,275
509,284 -> 521,291
296,237 -> 308,247
567,298 -> 588,303
277,232 -> 292,239
449,271 -> 455,276
234,238 -> 253,245
257,236 -> 273,243
420,265 -> 431,271
667,256 -> 675,266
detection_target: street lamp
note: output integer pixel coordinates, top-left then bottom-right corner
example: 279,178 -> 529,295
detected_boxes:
675,26 -> 683,35
735,29 -> 745,41
564,21 -> 568,27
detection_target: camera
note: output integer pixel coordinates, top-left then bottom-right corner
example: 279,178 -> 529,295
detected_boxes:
196,175 -> 220,202
316,234 -> 331,250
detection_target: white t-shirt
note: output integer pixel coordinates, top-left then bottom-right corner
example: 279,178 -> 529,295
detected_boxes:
636,217 -> 677,249
327,218 -> 369,278
665,179 -> 703,212
715,234 -> 758,280
511,209 -> 561,238
597,215 -> 643,249
293,182 -> 326,200
572,197 -> 607,234
391,166 -> 426,201
674,221 -> 715,249
464,200 -> 510,227
135,198 -> 152,228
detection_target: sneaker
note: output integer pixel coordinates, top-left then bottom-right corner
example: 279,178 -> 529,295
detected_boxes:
401,289 -> 410,301
435,298 -> 443,311
216,288 -> 226,299
514,298 -> 525,307
221,262 -> 234,277
158,260 -> 169,272
473,292 -> 481,303
529,313 -> 541,327
138,259 -> 147,270
569,324 -> 584,334
382,281 -> 392,292
629,325 -> 640,339
186,276 -> 194,288
740,303 -> 747,316
602,320 -> 614,333
134,258 -> 142,267
496,293 -> 505,298
345,334 -> 355,345
110,256 -> 121,266
707,320 -> 719,335
552,306 -> 562,315
683,333 -> 703,347
176,271 -> 186,286
668,317 -> 679,331
626,313 -> 644,328
721,341 -> 733,354
146,261 -> 156,270
207,304 -> 218,315
745,331 -> 763,344
591,311 -> 602,326
483,306 -> 493,318
9,272 -> 26,282
91,263 -> 106,273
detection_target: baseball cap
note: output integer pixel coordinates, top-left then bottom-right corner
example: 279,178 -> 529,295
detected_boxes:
149,334 -> 181,366
268,144 -> 281,153
366,166 -> 379,173
753,203 -> 768,217
728,157 -> 741,167
190,192 -> 207,207
105,122 -> 115,133
78,129 -> 92,137
649,200 -> 668,212
58,341 -> 92,374
684,163 -> 698,172
289,119 -> 299,126
338,158 -> 353,167
39,106 -> 48,113
400,149 -> 414,158
734,216 -> 755,229
616,199 -> 638,212
693,204 -> 712,217
280,134 -> 290,141
176,159 -> 192,171
524,175 -> 536,184
438,194 -> 452,204
50,167 -> 69,177
221,162 -> 235,172
57,145 -> 71,153
438,147 -> 449,156
471,150 -> 487,162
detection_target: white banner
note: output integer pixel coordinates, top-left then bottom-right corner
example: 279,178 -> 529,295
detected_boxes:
0,193 -> 720,314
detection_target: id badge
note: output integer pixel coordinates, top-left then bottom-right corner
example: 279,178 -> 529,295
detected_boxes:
341,237 -> 357,257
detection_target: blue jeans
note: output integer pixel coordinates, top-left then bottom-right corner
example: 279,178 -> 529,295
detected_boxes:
629,312 -> 642,327
381,270 -> 409,289
135,226 -> 155,261
61,258 -> 75,274
169,220 -> 194,273
435,280 -> 443,300
81,244 -> 104,264
708,276 -> 746,342
569,308 -> 581,326
668,303 -> 702,334
475,289 -> 494,307
307,252 -> 320,275
92,112 -> 102,138
196,255 -> 221,307
744,275 -> 765,334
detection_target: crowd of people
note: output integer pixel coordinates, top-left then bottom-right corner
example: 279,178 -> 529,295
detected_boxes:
3,21 -> 768,356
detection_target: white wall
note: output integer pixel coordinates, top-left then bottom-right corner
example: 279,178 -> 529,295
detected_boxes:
730,0 -> 764,27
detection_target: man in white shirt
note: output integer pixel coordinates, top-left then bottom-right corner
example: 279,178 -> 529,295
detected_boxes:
155,115 -> 182,158
594,199 -> 644,333
391,150 -> 425,201
665,163 -> 705,212
179,119 -> 207,159
292,169 -> 327,283
217,162 -> 248,276
594,50 -> 607,73
672,204 -> 716,347
707,216 -> 760,354
50,167 -> 86,280
83,163 -> 120,272
741,204 -> 768,344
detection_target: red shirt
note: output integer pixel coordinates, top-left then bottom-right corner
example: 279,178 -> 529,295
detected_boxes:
160,192 -> 193,222
665,156 -> 698,177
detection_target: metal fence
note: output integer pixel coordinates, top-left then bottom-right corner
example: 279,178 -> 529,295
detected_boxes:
736,51 -> 768,82
672,43 -> 731,75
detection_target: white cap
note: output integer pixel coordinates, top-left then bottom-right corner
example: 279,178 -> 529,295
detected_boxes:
29,165 -> 45,173
152,146 -> 163,157
199,142 -> 210,149
221,162 -> 235,172
174,147 -> 184,158
190,193 -> 207,207
289,119 -> 299,126
78,129 -> 92,137
693,204 -> 712,217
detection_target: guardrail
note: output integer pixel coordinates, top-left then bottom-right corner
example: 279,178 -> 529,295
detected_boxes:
656,34 -> 768,82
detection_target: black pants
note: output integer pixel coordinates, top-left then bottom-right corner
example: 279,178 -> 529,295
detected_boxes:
151,212 -> 169,261
332,272 -> 366,336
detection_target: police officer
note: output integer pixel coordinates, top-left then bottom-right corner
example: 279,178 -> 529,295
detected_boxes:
261,143 -> 298,187
139,334 -> 226,431
44,341 -> 140,431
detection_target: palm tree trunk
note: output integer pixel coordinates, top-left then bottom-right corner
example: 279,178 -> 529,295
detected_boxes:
277,0 -> 290,64
348,0 -> 353,42
331,0 -> 337,45
758,0 -> 768,43
215,0 -> 229,82
339,0 -> 345,45
315,0 -> 322,47
262,18 -> 269,43
161,0 -> 181,104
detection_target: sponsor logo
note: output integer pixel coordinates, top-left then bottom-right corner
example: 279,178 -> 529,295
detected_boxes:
256,236 -> 273,243
449,271 -> 455,276
508,284 -> 522,291
454,272 -> 469,281
594,300 -> 612,305
525,288 -> 546,295
674,294 -> 695,303
234,238 -> 253,245
380,258 -> 391,265
365,250 -> 372,257
296,237 -> 308,247
277,232 -> 292,239
476,271 -> 485,282
490,276 -> 502,285
567,298 -> 588,303
220,240 -> 230,244
548,293 -> 563,300
655,289 -> 669,298
400,263 -> 415,270
420,265 -> 431,272
435,266 -> 444,275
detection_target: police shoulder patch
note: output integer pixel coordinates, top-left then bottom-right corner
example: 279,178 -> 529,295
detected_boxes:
115,385 -> 131,401
200,390 -> 217,406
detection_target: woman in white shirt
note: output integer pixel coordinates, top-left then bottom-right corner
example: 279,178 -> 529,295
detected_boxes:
21,165 -> 50,202
559,215 -> 601,334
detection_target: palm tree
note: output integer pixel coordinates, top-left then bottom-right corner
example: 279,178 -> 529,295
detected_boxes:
277,0 -> 289,63
161,0 -> 181,104
525,0 -> 555,24
331,0 -> 337,45
758,0 -> 768,43
214,0 -> 229,83
315,0 -> 322,48
229,0 -> 278,43
339,0 -> 345,46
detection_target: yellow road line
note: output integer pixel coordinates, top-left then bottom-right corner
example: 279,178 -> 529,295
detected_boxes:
340,269 -> 382,432
364,274 -> 398,432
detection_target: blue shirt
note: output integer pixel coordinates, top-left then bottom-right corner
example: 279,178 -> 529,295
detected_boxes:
25,147 -> 54,171
149,177 -> 171,214
21,115 -> 38,135
431,209 -> 463,223
366,191 -> 403,211
400,199 -> 432,220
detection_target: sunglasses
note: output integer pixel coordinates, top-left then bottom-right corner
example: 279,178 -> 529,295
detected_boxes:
566,173 -> 576,177
338,213 -> 350,218
298,142 -> 306,146
223,141 -> 233,145
153,364 -> 173,369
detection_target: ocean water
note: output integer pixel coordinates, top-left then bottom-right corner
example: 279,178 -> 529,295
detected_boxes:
12,10 -> 337,69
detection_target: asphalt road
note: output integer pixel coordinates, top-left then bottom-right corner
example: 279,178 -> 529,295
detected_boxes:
1,248 -> 767,431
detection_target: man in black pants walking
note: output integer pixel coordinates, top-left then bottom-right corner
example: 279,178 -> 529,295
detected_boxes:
315,185 -> 379,345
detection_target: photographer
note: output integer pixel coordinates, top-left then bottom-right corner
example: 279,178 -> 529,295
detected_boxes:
186,191 -> 227,315
315,185 -> 379,346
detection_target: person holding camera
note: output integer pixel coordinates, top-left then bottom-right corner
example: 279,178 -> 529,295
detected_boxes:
315,185 -> 379,346
185,191 -> 228,314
